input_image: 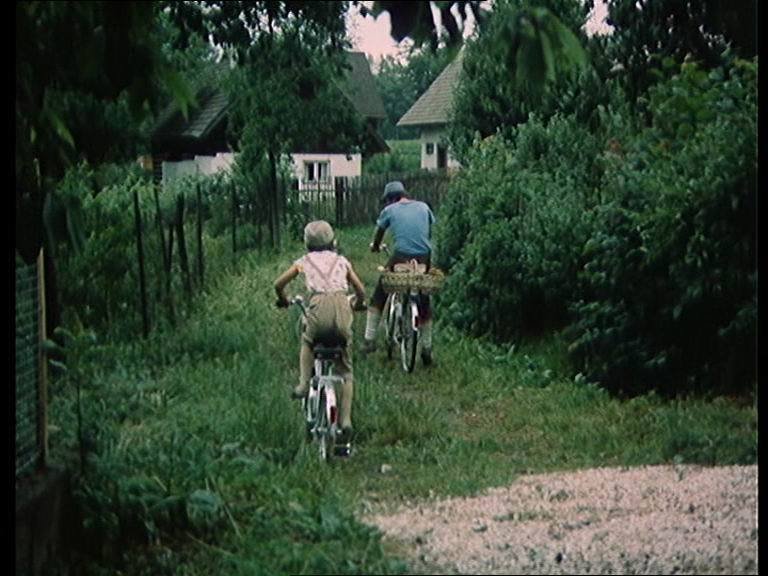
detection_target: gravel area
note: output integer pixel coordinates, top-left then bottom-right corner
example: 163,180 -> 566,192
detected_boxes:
362,465 -> 758,575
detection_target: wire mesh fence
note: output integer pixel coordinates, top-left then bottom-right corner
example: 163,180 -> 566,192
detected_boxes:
15,252 -> 45,480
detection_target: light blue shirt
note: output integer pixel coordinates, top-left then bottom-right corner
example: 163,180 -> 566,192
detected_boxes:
376,200 -> 435,256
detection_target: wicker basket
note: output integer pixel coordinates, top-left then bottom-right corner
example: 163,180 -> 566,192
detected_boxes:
381,266 -> 446,294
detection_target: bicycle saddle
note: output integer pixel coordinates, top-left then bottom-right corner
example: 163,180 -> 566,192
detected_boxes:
312,343 -> 345,360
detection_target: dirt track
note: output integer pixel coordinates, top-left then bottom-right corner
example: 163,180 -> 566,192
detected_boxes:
363,465 -> 758,575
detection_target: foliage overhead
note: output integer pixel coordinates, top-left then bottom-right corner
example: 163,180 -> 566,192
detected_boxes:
446,0 -> 592,161
365,1 -> 490,51
602,0 -> 758,102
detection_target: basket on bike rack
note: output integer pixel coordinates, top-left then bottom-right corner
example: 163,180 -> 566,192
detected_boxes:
381,261 -> 446,294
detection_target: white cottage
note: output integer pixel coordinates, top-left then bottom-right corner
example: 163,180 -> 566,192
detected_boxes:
397,50 -> 463,171
151,52 -> 388,187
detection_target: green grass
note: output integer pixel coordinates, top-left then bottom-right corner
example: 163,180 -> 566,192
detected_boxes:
49,225 -> 757,575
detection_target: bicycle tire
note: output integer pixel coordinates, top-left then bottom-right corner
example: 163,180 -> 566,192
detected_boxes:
384,294 -> 397,360
401,298 -> 418,373
317,388 -> 331,461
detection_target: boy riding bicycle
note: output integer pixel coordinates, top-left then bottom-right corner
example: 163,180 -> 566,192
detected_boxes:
274,220 -> 366,442
363,181 -> 436,366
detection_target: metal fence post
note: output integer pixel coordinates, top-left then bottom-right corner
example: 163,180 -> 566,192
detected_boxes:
36,248 -> 48,469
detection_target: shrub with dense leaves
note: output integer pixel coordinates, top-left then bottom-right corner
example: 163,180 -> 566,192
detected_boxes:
436,113 -> 601,339
566,58 -> 756,396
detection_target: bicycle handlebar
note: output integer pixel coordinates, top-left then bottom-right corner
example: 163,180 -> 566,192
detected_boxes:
370,242 -> 389,254
285,293 -> 365,313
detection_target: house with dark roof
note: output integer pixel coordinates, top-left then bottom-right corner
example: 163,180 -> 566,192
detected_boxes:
150,52 -> 388,188
397,50 -> 463,171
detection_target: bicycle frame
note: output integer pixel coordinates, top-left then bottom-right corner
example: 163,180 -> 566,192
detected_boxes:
290,296 -> 345,461
380,252 -> 422,373
305,352 -> 344,460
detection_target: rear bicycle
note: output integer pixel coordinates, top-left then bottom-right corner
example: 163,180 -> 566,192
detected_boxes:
307,347 -> 346,461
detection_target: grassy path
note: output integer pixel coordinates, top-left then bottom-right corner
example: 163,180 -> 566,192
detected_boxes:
53,226 -> 757,575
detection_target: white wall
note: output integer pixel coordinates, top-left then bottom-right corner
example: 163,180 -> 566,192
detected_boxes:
419,126 -> 460,171
290,153 -> 362,190
161,152 -> 236,186
161,151 -> 361,189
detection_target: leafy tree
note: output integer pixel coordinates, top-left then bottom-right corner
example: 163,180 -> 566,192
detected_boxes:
375,48 -> 454,139
168,1 -> 357,249
445,0 -> 591,161
16,1 -> 195,334
600,0 -> 758,105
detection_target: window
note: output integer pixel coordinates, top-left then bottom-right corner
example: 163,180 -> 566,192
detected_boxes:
425,143 -> 434,155
304,161 -> 330,183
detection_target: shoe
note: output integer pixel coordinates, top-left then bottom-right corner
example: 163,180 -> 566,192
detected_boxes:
339,426 -> 354,443
335,427 -> 353,457
291,385 -> 307,400
421,348 -> 433,367
361,339 -> 377,355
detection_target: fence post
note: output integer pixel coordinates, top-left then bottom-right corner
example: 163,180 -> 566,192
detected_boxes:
196,182 -> 204,288
133,186 -> 150,337
36,248 -> 48,469
335,176 -> 344,227
154,185 -> 176,324
176,193 -> 192,299
231,182 -> 238,259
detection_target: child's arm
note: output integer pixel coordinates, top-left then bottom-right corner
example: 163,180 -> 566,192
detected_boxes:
274,264 -> 299,307
347,265 -> 367,310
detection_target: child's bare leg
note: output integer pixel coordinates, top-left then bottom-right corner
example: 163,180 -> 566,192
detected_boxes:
295,340 -> 313,397
336,348 -> 354,429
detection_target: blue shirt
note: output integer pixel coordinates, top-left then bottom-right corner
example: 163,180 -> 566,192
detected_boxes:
376,200 -> 435,257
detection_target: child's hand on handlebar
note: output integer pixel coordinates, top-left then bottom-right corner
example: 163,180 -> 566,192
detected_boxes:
352,296 -> 367,312
276,297 -> 290,308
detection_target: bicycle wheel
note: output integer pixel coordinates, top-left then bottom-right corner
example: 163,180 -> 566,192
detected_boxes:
400,298 -> 419,373
316,388 -> 331,461
384,294 -> 398,360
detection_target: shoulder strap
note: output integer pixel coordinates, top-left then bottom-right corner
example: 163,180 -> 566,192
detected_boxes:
304,253 -> 342,292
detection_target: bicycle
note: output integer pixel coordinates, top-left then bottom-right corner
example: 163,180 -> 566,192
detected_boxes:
377,245 -> 429,373
289,295 -> 354,461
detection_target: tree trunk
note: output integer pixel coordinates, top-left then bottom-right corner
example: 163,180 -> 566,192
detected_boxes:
268,149 -> 281,250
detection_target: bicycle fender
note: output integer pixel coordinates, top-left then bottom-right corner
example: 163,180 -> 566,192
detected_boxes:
324,385 -> 338,425
410,301 -> 419,331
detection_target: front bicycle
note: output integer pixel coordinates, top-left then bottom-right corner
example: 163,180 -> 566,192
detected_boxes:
377,247 -> 435,373
289,296 -> 347,461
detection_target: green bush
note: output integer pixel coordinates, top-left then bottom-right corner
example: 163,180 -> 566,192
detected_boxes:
54,164 -> 234,340
566,58 -> 757,396
363,140 -> 420,175
436,113 -> 600,339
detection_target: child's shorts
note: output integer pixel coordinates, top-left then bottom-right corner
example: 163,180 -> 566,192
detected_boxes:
302,291 -> 353,347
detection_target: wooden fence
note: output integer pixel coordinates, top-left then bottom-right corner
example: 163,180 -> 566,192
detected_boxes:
288,170 -> 453,227
127,169 -> 452,337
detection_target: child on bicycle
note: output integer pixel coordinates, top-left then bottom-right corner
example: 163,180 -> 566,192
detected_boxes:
274,220 -> 366,440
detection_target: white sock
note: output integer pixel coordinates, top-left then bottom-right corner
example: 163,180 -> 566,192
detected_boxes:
421,320 -> 432,350
365,309 -> 381,341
